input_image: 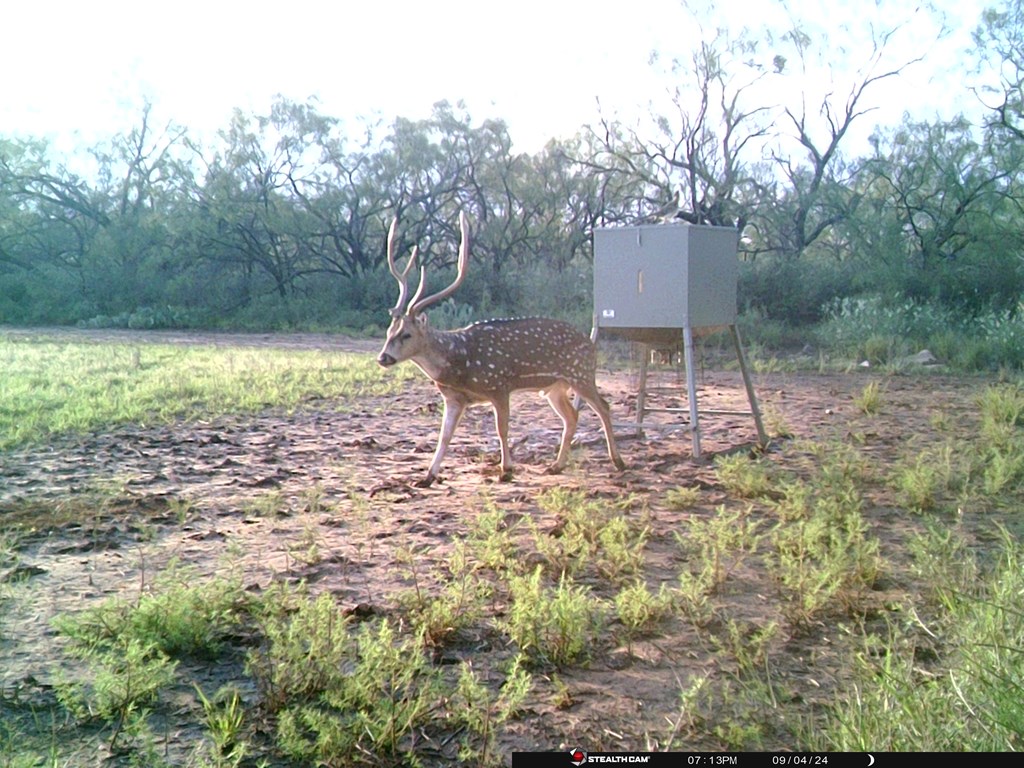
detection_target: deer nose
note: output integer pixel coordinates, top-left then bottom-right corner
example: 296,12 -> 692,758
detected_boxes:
377,353 -> 396,367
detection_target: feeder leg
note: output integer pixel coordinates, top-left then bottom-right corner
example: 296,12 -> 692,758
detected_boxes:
683,325 -> 701,457
635,343 -> 649,438
730,324 -> 768,448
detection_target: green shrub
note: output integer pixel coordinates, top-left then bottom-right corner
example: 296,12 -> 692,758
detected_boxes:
504,567 -> 606,666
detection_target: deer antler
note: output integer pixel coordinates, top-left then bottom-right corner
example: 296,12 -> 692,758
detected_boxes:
386,217 -> 420,318
408,211 -> 470,315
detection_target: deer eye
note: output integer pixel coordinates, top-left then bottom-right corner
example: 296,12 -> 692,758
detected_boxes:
399,332 -> 412,341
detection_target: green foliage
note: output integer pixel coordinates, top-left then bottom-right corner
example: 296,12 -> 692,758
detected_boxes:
973,384 -> 1024,497
908,525 -> 981,610
979,383 -> 1024,446
765,475 -> 880,626
675,505 -> 762,591
247,588 -> 354,713
0,532 -> 19,639
713,619 -> 780,675
814,528 -> 1024,751
821,296 -> 1024,370
664,485 -> 702,510
453,657 -> 532,766
250,585 -> 449,764
713,454 -> 777,499
55,564 -> 245,661
48,566 -> 250,763
676,568 -> 719,628
0,100 -> 615,330
466,504 -> 522,574
396,539 -> 488,646
193,684 -> 249,768
853,380 -> 885,415
739,254 -> 858,325
428,299 -> 475,330
614,581 -> 676,638
504,567 -> 606,667
0,339 -> 411,450
55,636 -> 178,751
525,489 -> 648,583
275,619 -> 443,764
596,515 -> 649,580
890,443 -> 961,512
0,17 -> 1021,345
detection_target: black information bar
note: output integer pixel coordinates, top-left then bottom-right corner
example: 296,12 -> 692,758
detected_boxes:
512,752 -> 1015,767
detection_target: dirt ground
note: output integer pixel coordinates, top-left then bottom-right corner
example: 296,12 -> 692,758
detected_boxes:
0,327 -> 995,762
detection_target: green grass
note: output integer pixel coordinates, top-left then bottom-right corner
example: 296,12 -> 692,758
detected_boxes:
0,339 -> 415,450
811,526 -> 1024,751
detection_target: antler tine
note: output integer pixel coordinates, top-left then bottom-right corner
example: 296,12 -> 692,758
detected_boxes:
386,217 -> 418,316
407,247 -> 428,311
409,211 -> 470,315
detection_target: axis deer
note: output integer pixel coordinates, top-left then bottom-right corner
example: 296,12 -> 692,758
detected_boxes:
377,212 -> 625,487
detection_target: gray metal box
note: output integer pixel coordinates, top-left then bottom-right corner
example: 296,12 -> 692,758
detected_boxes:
593,224 -> 738,329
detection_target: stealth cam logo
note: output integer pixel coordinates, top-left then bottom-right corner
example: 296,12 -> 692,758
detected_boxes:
569,747 -> 588,765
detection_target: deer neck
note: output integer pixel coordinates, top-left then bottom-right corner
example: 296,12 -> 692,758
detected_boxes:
410,327 -> 465,383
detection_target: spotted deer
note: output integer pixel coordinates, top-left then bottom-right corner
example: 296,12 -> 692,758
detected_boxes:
376,212 -> 625,486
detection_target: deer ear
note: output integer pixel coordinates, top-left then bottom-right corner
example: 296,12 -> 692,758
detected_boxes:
415,313 -> 430,329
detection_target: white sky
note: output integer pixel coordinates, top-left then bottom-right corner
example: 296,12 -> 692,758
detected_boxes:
0,0 -> 991,162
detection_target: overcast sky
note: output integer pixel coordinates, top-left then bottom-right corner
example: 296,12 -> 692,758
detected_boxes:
0,0 -> 990,161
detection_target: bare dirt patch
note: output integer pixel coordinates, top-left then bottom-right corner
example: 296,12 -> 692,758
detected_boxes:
0,328 -> 1000,762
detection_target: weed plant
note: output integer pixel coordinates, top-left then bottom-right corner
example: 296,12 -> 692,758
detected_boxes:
193,684 -> 248,767
676,568 -> 719,628
890,443 -> 961,512
664,485 -> 701,510
504,567 -> 606,667
54,635 -> 178,751
614,581 -> 676,640
466,504 -> 522,575
714,453 -> 777,499
453,657 -> 532,766
526,489 -> 648,583
974,384 -> 1024,497
675,505 -> 762,591
766,486 -> 879,626
396,539 -> 489,647
713,619 -> 780,675
853,380 -> 885,415
55,562 -> 246,661
247,588 -> 354,712
275,619 -> 443,764
51,565 -> 249,755
813,527 -> 1024,750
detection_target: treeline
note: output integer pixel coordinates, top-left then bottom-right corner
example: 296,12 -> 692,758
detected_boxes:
1,3 -> 1023,339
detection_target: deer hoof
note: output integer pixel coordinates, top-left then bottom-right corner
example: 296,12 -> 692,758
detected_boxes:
544,464 -> 566,476
415,474 -> 438,488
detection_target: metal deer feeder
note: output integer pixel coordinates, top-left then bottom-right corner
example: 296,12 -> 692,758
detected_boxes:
592,223 -> 767,457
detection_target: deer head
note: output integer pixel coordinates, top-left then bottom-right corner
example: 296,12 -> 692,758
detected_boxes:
376,212 -> 469,369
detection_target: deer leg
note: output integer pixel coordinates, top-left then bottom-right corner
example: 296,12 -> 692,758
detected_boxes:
575,383 -> 626,471
543,382 -> 579,473
422,393 -> 467,486
491,395 -> 514,480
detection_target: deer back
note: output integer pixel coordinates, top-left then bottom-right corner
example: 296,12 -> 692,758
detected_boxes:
433,317 -> 597,395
